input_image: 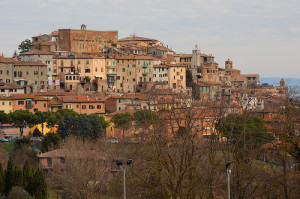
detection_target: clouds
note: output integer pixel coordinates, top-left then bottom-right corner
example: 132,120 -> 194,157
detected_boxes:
0,0 -> 299,77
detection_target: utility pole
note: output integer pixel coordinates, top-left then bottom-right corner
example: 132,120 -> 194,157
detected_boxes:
225,161 -> 232,199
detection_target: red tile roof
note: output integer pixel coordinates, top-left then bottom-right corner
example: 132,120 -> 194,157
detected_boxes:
13,61 -> 47,66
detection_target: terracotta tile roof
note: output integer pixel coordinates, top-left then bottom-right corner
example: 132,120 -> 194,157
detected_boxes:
0,96 -> 13,100
31,92 -> 75,97
243,74 -> 260,78
0,83 -> 24,89
118,36 -> 159,42
180,54 -> 192,58
109,93 -> 144,99
20,50 -> 54,55
59,95 -> 105,103
153,64 -> 169,68
51,31 -> 58,36
11,94 -> 49,101
13,61 -> 47,66
49,99 -> 63,106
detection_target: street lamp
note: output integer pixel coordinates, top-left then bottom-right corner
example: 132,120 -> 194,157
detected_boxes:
116,159 -> 133,199
225,161 -> 232,199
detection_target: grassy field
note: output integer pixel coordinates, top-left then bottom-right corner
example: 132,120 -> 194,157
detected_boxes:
0,142 -> 15,155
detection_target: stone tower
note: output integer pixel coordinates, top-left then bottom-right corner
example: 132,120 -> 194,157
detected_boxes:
280,78 -> 285,87
225,58 -> 233,69
192,45 -> 201,80
81,24 -> 86,30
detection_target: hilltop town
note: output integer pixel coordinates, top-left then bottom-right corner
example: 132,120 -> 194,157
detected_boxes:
0,24 -> 289,137
0,25 -> 299,199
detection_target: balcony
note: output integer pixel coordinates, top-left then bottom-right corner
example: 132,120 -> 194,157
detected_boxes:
142,64 -> 148,68
107,77 -> 116,82
25,104 -> 34,109
142,72 -> 148,76
107,70 -> 117,76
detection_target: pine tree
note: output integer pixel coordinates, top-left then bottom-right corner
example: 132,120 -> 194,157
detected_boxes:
23,160 -> 33,196
33,168 -> 47,199
0,163 -> 4,195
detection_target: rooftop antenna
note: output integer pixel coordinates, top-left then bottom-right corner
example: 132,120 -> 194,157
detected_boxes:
130,32 -> 137,37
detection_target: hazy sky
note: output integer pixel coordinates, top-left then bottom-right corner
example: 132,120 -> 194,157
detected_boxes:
1,0 -> 300,78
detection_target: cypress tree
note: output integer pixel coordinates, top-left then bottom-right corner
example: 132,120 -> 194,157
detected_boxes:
14,166 -> 23,188
23,160 -> 33,196
0,163 -> 4,195
5,157 -> 15,195
33,168 -> 47,199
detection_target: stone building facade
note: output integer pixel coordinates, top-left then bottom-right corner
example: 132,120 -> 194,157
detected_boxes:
58,24 -> 118,53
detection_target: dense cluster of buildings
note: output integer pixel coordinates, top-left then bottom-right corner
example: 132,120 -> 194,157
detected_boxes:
0,24 -> 289,139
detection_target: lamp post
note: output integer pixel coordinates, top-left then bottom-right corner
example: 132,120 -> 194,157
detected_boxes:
116,159 -> 133,199
225,161 -> 232,199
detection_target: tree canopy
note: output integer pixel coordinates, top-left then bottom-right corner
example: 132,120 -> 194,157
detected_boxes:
57,114 -> 108,140
18,39 -> 32,53
9,110 -> 39,136
217,114 -> 274,148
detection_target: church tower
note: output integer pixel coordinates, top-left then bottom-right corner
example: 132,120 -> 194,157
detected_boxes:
280,78 -> 285,87
192,45 -> 201,80
225,58 -> 233,69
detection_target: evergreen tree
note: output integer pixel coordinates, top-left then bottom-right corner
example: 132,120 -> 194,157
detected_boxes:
23,160 -> 33,195
0,163 -> 4,195
33,168 -> 47,199
5,157 -> 15,195
14,166 -> 23,188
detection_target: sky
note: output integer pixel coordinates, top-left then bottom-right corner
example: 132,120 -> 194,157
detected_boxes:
0,0 -> 300,78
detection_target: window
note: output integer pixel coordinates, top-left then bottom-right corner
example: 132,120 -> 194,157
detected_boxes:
85,69 -> 90,73
6,69 -> 9,74
122,68 -> 125,72
173,83 -> 176,89
82,105 -> 86,109
180,76 -> 183,80
34,108 -> 38,112
34,71 -> 38,75
60,157 -> 65,164
44,103 -> 46,108
47,158 -> 52,167
2,102 -> 4,105
101,68 -> 103,72
1,89 -> 4,92
27,71 -> 29,75
0,70 -> 2,74
133,78 -> 136,82
9,102 -> 11,106
177,72 -> 180,76
6,79 -> 10,83
18,101 -> 24,105
120,83 -> 123,87
86,60 -> 89,64
89,105 -> 94,109
78,60 -> 81,64
66,76 -> 68,80
97,105 -> 101,109
35,81 -> 37,85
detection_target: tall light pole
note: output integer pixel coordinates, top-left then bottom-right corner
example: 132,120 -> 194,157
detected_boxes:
116,159 -> 133,199
225,161 -> 232,199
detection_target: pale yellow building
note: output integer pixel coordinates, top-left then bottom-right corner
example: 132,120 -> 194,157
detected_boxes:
0,96 -> 13,113
168,64 -> 186,92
